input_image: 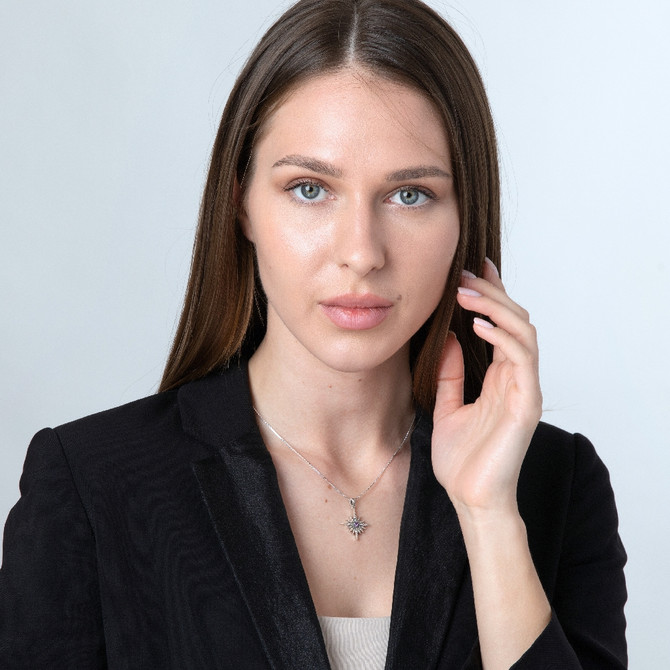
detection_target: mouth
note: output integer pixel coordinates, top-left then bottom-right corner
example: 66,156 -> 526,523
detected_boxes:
320,294 -> 393,330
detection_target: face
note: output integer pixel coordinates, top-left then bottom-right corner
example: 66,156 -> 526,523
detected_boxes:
239,68 -> 460,375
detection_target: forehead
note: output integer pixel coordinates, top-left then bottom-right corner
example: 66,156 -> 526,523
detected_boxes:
253,68 -> 451,170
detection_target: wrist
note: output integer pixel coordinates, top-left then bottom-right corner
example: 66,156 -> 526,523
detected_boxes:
454,502 -> 526,546
452,491 -> 519,521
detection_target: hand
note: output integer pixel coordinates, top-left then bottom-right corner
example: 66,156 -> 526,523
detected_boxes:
431,258 -> 542,515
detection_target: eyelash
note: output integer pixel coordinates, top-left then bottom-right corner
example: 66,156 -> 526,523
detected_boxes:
284,180 -> 436,207
388,186 -> 435,208
284,179 -> 331,204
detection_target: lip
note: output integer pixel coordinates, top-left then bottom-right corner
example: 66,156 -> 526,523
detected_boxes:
320,293 -> 393,330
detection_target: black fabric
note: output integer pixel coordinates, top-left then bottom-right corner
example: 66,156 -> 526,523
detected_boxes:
0,362 -> 627,668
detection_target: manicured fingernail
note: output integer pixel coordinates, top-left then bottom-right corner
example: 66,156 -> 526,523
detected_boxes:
473,317 -> 494,329
461,269 -> 477,279
484,257 -> 499,277
458,287 -> 482,297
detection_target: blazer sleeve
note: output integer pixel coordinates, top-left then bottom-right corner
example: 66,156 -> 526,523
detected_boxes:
511,433 -> 628,669
0,428 -> 106,669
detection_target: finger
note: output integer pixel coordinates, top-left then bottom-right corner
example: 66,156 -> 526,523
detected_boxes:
460,270 -> 528,323
472,317 -> 539,379
482,256 -> 502,289
457,290 -> 537,354
474,318 -> 543,420
459,264 -> 538,364
460,257 -> 503,289
434,331 -> 465,420
472,314 -> 508,364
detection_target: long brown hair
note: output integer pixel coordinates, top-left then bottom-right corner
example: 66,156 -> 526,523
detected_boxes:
160,0 -> 500,411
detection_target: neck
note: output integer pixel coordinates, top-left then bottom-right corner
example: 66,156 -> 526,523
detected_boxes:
247,336 -> 414,467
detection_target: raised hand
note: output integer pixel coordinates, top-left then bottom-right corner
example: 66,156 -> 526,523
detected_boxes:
431,258 -> 551,669
431,257 -> 543,515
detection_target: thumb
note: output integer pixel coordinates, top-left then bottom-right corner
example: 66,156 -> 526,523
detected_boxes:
434,331 -> 465,420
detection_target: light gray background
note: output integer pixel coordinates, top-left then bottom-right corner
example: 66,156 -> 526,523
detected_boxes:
1,1 -> 667,665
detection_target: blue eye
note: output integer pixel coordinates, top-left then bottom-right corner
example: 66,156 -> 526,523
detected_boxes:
291,182 -> 328,202
390,188 -> 431,206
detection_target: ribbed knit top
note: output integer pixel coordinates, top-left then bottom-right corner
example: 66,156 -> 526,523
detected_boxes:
317,616 -> 390,670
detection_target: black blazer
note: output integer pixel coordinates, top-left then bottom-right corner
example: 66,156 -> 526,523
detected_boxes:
0,363 -> 627,669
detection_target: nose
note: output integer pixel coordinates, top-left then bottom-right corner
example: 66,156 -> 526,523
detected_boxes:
334,197 -> 386,276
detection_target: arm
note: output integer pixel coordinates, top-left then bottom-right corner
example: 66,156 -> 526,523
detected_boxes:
432,259 -> 626,668
457,506 -> 553,669
0,428 -> 106,668
432,258 -> 549,668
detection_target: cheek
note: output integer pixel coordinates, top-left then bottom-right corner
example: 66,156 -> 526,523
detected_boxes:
251,203 -> 331,269
249,213 -> 328,304
408,225 -> 459,302
422,221 -> 459,274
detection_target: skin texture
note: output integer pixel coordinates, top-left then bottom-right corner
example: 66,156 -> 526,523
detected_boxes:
241,69 -> 460,378
240,68 -> 549,669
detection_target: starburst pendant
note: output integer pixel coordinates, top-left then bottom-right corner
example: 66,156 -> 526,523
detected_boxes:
342,499 -> 368,539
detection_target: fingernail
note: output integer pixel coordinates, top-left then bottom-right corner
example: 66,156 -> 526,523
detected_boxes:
461,269 -> 477,279
473,317 -> 494,329
457,287 -> 482,297
484,257 -> 499,277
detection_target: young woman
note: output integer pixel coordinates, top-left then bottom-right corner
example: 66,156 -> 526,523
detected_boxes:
0,1 -> 627,668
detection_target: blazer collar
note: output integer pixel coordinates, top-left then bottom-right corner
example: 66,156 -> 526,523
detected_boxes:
178,361 -> 258,447
386,415 -> 472,669
181,363 -> 470,669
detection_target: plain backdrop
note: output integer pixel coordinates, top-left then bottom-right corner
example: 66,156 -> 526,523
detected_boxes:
1,0 -> 667,665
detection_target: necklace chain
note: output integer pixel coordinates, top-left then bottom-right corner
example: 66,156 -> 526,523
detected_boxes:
252,407 -> 414,539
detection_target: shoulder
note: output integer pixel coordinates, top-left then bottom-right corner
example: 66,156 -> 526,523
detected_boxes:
518,422 -> 624,586
19,389 -> 191,516
19,390 -> 181,478
24,363 -> 251,491
520,421 -> 613,499
55,387 -> 180,445
519,421 -> 615,513
51,361 -> 251,454
526,420 -> 586,462
53,383 -> 186,451
15,364 -> 252,528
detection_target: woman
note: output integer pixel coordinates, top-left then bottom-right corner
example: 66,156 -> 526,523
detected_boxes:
0,0 -> 627,668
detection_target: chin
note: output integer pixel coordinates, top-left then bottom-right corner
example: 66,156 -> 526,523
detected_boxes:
306,339 -> 409,376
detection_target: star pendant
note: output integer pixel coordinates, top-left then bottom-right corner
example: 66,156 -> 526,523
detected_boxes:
343,513 -> 368,538
342,499 -> 369,539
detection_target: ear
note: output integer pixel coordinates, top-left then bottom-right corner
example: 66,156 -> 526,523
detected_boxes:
234,178 -> 254,242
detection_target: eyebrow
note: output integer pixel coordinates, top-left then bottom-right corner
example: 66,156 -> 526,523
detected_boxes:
272,154 -> 451,181
272,155 -> 342,178
386,166 -> 451,182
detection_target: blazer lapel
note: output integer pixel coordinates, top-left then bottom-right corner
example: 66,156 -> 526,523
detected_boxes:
180,365 -> 475,669
386,414 -> 475,669
181,365 -> 330,670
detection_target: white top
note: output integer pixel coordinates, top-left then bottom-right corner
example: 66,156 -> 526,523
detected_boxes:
317,616 -> 391,670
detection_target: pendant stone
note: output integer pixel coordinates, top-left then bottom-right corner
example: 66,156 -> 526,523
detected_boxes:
343,498 -> 368,539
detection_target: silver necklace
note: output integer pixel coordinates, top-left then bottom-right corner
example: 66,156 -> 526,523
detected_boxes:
253,407 -> 414,540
